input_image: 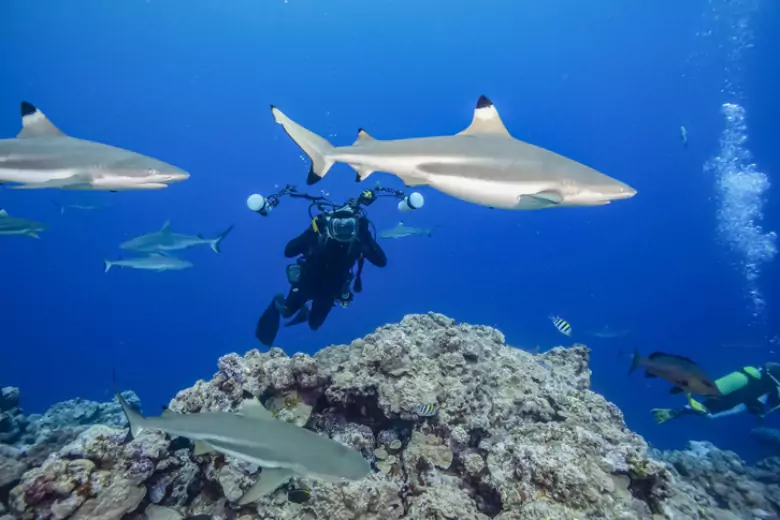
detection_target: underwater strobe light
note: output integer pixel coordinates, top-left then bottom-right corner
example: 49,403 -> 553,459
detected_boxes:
398,192 -> 424,213
247,194 -> 272,216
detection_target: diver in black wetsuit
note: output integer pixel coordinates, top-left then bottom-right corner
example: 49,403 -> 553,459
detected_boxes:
247,186 -> 403,347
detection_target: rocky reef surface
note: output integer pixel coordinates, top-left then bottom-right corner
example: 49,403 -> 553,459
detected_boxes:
1,313 -> 778,520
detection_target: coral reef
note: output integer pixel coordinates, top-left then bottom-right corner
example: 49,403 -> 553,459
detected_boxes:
1,313 -> 779,519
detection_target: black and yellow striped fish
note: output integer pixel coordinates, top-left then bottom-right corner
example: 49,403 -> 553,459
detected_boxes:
415,403 -> 438,417
549,315 -> 572,337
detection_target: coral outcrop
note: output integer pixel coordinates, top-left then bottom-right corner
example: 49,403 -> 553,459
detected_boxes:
1,313 -> 779,519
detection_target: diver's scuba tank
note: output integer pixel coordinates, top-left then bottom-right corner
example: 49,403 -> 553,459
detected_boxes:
398,192 -> 424,213
247,194 -> 272,216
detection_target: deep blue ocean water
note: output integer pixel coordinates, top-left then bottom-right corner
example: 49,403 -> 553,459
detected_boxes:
1,0 -> 778,462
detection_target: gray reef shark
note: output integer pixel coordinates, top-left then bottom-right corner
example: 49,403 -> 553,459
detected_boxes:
120,221 -> 234,254
116,390 -> 370,505
0,102 -> 190,190
103,253 -> 192,273
0,209 -> 46,238
378,221 -> 434,239
270,96 -> 637,210
54,200 -> 110,215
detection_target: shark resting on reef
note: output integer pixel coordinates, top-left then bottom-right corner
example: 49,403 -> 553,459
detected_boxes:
269,96 -> 637,210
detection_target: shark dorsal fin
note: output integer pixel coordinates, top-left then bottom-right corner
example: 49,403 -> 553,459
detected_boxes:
17,102 -> 66,138
397,221 -> 404,227
0,209 -> 8,217
160,220 -> 171,233
458,96 -> 510,137
357,128 -> 374,141
239,397 -> 273,419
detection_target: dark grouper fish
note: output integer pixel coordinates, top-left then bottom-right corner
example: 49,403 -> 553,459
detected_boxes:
630,350 -> 722,397
115,389 -> 370,505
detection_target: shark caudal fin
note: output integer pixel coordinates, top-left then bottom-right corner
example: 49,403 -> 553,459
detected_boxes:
114,375 -> 146,438
270,106 -> 335,185
103,260 -> 112,273
209,225 -> 234,254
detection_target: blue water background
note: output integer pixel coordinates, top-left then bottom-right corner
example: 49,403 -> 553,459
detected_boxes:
1,0 -> 778,461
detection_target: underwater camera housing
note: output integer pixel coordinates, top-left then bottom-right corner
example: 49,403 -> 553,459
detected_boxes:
246,184 -> 424,219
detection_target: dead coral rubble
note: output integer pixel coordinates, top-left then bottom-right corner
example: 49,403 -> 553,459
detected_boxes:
1,313 -> 778,519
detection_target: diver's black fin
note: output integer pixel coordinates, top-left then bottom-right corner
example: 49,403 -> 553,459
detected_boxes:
285,305 -> 310,327
256,299 -> 282,346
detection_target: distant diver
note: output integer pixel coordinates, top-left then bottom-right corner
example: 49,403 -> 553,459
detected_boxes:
248,184 -> 424,346
652,362 -> 780,424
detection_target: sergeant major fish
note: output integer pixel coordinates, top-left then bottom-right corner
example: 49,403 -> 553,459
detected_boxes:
549,315 -> 572,337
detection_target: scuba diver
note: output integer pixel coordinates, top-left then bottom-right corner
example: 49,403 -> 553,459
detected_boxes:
651,362 -> 780,424
247,184 -> 424,347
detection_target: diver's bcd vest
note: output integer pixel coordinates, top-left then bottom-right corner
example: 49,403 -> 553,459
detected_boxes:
689,366 -> 762,414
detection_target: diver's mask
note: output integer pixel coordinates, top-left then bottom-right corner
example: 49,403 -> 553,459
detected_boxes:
325,207 -> 358,243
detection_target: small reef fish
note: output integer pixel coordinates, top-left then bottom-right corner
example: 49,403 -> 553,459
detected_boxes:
103,253 -> 193,273
0,102 -> 189,190
115,389 -> 370,505
680,125 -> 688,147
415,403 -> 439,417
378,221 -> 434,239
549,315 -> 572,337
120,221 -> 234,254
0,209 -> 46,239
629,350 -> 722,397
270,96 -> 637,210
287,488 -> 311,504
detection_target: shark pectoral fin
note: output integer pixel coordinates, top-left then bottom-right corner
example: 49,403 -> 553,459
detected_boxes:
238,468 -> 295,505
193,440 -> 216,456
26,232 -> 40,239
457,96 -> 511,137
17,102 -> 66,138
526,190 -> 563,205
239,397 -> 274,419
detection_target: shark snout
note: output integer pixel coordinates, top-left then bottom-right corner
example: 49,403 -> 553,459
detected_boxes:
611,184 -> 637,201
161,171 -> 190,184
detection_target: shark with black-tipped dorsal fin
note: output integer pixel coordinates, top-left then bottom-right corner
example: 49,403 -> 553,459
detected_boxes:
0,102 -> 189,190
269,96 -> 636,210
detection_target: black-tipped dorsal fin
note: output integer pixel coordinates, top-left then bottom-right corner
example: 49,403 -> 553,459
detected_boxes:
353,128 -> 375,145
458,96 -> 510,137
17,102 -> 66,138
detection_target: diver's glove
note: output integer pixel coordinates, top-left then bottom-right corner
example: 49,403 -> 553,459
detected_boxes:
651,408 -> 678,424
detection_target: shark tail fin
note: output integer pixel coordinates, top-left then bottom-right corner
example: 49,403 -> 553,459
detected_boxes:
113,373 -> 146,438
104,260 -> 112,273
211,225 -> 234,254
629,349 -> 642,375
270,106 -> 335,184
